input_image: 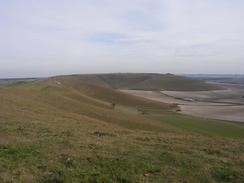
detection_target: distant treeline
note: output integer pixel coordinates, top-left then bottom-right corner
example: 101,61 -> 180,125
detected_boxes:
0,78 -> 41,85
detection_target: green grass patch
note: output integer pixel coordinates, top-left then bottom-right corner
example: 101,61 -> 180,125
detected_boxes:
0,143 -> 40,161
156,113 -> 244,138
212,166 -> 243,182
35,158 -> 137,183
79,158 -> 136,183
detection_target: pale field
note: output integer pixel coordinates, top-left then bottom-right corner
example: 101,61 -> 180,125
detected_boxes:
120,84 -> 244,123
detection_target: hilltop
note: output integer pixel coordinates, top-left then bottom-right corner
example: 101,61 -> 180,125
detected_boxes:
51,73 -> 222,91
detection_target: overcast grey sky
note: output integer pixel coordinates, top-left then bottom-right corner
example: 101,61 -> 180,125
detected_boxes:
0,0 -> 244,78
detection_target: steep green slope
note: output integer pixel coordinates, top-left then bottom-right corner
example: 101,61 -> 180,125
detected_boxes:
52,73 -> 221,91
0,77 -> 176,131
47,76 -> 176,110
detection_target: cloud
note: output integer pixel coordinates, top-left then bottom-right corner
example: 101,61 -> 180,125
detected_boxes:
0,0 -> 244,77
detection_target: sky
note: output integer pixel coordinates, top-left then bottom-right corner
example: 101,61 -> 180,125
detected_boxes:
0,0 -> 244,78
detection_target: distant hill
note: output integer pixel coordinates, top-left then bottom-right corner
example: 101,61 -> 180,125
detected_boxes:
46,74 -> 175,111
0,78 -> 38,85
0,74 -> 176,132
51,73 -> 222,91
185,74 -> 244,85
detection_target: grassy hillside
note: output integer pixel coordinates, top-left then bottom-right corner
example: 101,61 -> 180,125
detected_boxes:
52,73 -> 222,91
0,75 -> 243,183
0,78 -> 38,86
156,112 -> 244,138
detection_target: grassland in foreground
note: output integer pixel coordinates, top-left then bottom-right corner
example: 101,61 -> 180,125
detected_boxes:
0,75 -> 243,183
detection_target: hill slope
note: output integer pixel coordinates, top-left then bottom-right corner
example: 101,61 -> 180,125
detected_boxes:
52,73 -> 222,91
0,74 -> 243,183
0,77 -> 176,131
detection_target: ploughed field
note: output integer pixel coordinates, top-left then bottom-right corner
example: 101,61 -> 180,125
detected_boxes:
0,74 -> 244,183
121,82 -> 244,123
